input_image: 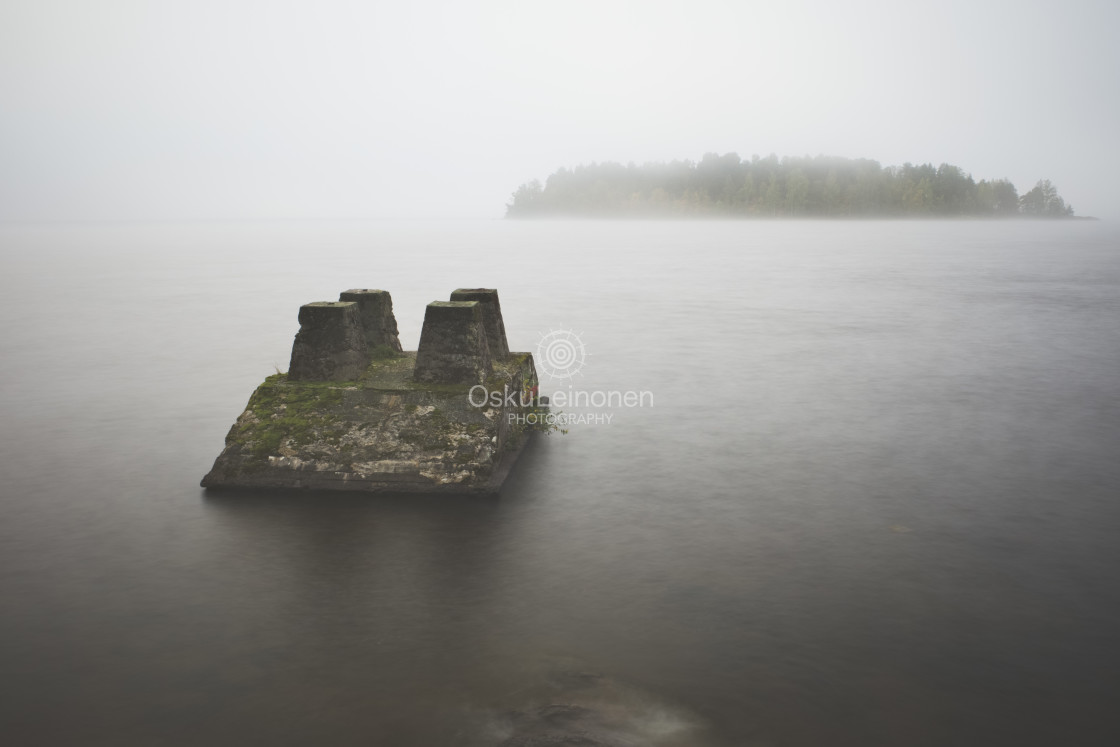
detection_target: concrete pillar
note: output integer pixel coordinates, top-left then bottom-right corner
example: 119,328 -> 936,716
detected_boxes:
450,288 -> 510,358
339,289 -> 403,353
413,301 -> 492,384
288,301 -> 370,381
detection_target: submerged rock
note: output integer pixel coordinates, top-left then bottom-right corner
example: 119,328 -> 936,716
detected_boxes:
201,288 -> 543,494
459,659 -> 716,747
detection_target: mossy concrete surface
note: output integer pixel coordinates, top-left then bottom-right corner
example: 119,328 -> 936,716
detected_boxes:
201,351 -> 540,494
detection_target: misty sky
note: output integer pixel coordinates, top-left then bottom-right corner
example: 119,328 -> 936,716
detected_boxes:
2,0 -> 1117,221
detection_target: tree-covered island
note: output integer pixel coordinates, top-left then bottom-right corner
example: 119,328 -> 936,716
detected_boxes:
506,153 -> 1077,218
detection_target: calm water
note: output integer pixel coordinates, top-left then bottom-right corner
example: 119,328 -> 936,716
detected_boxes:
1,219 -> 1119,746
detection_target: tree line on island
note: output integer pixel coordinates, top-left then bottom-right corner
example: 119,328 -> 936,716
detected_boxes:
505,153 -> 1076,218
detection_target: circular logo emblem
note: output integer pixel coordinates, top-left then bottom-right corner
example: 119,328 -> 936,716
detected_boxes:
536,328 -> 588,379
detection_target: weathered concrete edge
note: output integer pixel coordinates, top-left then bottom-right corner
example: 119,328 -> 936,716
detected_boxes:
200,431 -> 535,497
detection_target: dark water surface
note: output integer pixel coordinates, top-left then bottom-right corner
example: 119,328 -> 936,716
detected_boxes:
2,220 -> 1119,745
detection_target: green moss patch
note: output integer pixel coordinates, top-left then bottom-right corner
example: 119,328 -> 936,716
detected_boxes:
230,375 -> 350,459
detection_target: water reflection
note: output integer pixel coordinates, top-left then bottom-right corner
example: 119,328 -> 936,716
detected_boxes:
198,440 -> 724,744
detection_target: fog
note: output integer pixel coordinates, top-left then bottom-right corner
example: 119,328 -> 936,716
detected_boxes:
2,0 -> 1117,221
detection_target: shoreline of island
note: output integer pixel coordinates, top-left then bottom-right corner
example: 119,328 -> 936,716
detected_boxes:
506,154 -> 1083,220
